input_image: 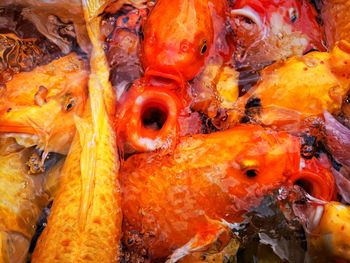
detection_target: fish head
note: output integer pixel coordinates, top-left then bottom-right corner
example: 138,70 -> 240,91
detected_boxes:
115,80 -> 182,154
218,126 -> 301,210
141,0 -> 215,84
231,0 -> 324,63
0,53 -> 88,154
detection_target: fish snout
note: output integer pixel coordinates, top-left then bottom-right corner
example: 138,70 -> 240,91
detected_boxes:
230,6 -> 265,47
144,67 -> 185,89
116,85 -> 181,153
291,158 -> 336,201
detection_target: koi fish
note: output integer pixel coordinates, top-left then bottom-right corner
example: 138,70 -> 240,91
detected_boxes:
0,53 -> 89,154
230,0 -> 325,65
120,125 -> 334,260
141,0 -> 228,84
0,138 -> 62,263
322,0 -> 350,48
231,41 -> 350,129
115,79 -> 182,154
32,2 -> 122,260
299,201 -> 350,262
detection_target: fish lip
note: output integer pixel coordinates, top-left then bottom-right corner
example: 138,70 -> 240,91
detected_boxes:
144,68 -> 185,89
230,6 -> 264,31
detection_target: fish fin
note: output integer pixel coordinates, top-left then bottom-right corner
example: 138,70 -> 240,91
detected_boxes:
74,114 -> 96,231
166,220 -> 231,263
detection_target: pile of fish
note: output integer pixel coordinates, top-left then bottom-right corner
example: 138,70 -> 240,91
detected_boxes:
0,0 -> 350,262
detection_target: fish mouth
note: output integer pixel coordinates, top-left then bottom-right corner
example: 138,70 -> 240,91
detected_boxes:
230,6 -> 264,31
291,158 -> 335,201
121,87 -> 181,152
144,68 -> 185,89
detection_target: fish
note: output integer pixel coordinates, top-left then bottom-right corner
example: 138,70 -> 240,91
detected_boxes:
300,201 -> 350,262
323,111 -> 350,168
31,103 -> 122,262
32,0 -> 122,260
120,124 -> 334,260
115,79 -> 182,154
0,53 -> 89,154
230,0 -> 325,65
229,41 -> 350,130
0,138 -> 62,263
0,0 -> 90,53
321,0 -> 350,48
141,0 -> 228,84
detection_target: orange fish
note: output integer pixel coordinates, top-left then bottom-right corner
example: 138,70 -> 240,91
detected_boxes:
141,0 -> 227,84
230,0 -> 325,64
115,79 -> 182,153
121,125 -> 334,260
0,53 -> 89,154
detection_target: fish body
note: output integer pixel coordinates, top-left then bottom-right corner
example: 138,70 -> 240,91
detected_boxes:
0,53 -> 89,154
141,0 -> 228,83
322,0 -> 350,48
234,41 -> 350,128
304,201 -> 350,262
32,3 -> 122,260
0,138 -> 61,263
121,125 -> 303,259
31,105 -> 121,262
231,0 -> 324,64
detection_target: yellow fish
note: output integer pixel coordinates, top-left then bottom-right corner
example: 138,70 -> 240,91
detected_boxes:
32,0 -> 122,260
0,138 -> 62,263
0,53 -> 89,154
230,41 -> 350,129
305,201 -> 350,262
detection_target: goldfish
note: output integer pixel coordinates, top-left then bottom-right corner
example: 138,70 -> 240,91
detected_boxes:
230,0 -> 325,65
0,53 -> 89,154
0,137 -> 62,263
120,124 -> 334,260
229,41 -> 350,129
115,79 -> 182,153
141,0 -> 228,84
321,0 -> 350,48
297,201 -> 350,262
32,2 -> 122,260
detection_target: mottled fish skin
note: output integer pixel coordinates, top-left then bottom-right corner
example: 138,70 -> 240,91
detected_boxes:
0,53 -> 89,154
231,41 -> 350,128
31,1 -> 122,260
121,125 -> 302,260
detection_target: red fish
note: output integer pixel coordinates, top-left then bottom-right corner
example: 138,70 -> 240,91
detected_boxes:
141,0 -> 228,85
230,0 -> 325,64
121,125 -> 335,260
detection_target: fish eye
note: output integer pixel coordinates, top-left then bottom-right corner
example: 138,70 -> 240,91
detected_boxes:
64,97 -> 76,112
245,168 -> 258,178
289,7 -> 298,23
200,40 -> 207,55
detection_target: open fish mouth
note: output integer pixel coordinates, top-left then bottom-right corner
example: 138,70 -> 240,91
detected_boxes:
230,6 -> 264,31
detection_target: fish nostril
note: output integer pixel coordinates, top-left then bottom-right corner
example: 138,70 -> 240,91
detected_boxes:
141,103 -> 169,131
